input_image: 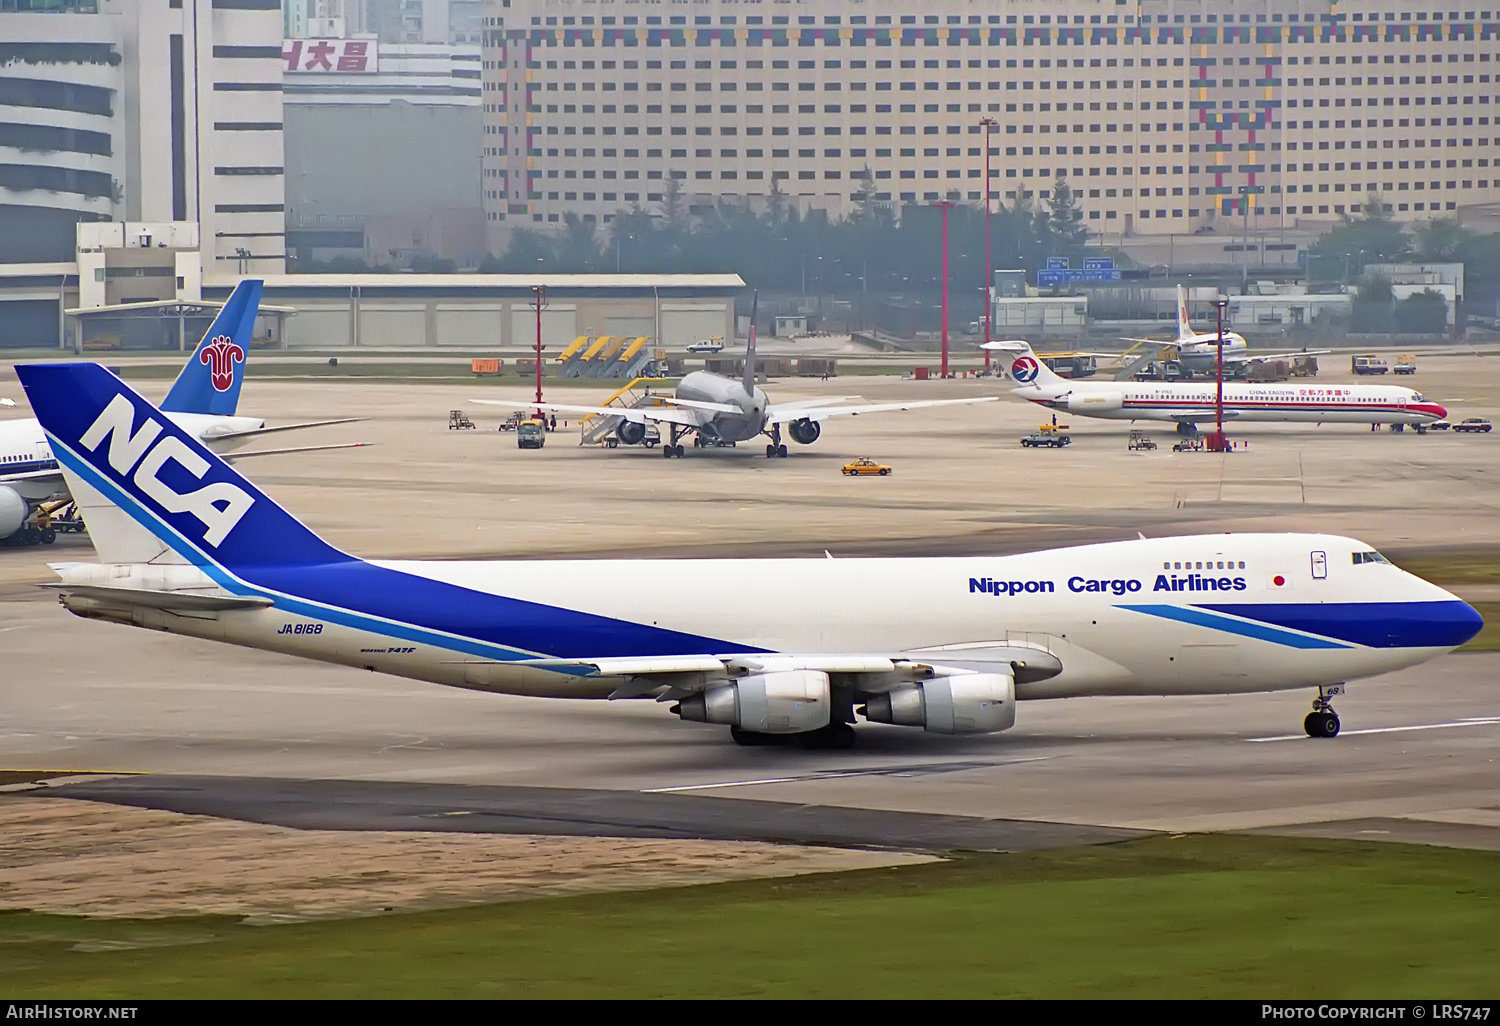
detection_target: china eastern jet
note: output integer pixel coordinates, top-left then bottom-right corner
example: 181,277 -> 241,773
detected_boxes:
15,361 -> 1482,747
1122,285 -> 1327,375
987,339 -> 1447,433
0,279 -> 361,546
472,296 -> 994,457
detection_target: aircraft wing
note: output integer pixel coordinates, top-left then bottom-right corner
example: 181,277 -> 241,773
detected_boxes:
1228,349 -> 1332,364
199,417 -> 363,443
769,395 -> 865,411
0,468 -> 64,485
221,441 -> 372,462
654,396 -> 742,414
766,396 -> 996,425
470,398 -> 705,428
44,583 -> 274,612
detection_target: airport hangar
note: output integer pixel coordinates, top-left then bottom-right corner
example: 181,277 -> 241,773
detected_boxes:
0,250 -> 741,354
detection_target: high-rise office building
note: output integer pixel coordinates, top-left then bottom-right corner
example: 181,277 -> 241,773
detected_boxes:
1,0 -> 285,271
480,0 -> 1498,251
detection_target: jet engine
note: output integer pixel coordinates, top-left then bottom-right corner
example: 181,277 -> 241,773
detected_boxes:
788,418 -> 821,445
674,670 -> 830,733
1065,392 -> 1124,414
616,420 -> 647,446
0,485 -> 28,540
861,672 -> 1016,734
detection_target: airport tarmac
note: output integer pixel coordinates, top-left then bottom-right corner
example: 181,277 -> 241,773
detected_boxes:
1,355 -> 1498,858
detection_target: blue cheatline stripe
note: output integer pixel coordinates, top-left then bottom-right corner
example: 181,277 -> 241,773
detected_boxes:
48,433 -> 755,668
1117,603 -> 1351,650
1196,601 -> 1484,650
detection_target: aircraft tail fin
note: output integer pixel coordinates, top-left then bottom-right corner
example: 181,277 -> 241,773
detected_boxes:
980,340 -> 1065,391
16,362 -> 350,571
160,278 -> 262,417
743,290 -> 759,393
1176,284 -> 1194,341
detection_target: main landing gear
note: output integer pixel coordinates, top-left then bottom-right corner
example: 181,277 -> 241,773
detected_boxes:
764,424 -> 788,459
729,723 -> 856,749
1304,684 -> 1344,738
1175,422 -> 1200,436
662,424 -> 686,458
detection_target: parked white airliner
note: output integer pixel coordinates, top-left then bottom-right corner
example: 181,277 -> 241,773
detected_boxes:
1123,285 -> 1328,374
16,363 -> 1481,745
472,294 -> 993,458
0,280 -> 360,547
987,340 -> 1447,433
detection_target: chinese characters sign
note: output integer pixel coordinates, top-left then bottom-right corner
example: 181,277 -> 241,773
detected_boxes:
282,39 -> 378,74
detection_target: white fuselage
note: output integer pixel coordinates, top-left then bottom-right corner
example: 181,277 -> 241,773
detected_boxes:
55,533 -> 1475,704
0,413 -> 265,501
676,370 -> 768,442
1022,379 -> 1446,427
1173,331 -> 1249,371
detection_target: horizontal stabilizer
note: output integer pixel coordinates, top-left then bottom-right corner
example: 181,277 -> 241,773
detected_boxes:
654,396 -> 742,414
46,584 -> 274,611
470,398 -> 703,428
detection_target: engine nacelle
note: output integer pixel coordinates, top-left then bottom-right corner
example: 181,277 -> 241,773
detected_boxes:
675,670 -> 831,733
862,672 -> 1016,735
0,485 -> 28,540
788,418 -> 821,445
1066,391 -> 1124,414
616,420 -> 647,446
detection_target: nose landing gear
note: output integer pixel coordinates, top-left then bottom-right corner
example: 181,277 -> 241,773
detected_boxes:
1304,684 -> 1343,738
764,424 -> 788,458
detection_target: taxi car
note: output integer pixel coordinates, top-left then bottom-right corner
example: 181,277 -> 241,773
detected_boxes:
842,457 -> 891,476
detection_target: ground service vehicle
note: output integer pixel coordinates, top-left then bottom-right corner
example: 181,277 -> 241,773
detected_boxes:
685,337 -> 725,353
1352,355 -> 1389,375
1454,418 -> 1493,433
842,457 -> 891,476
1394,354 -> 1417,375
1128,430 -> 1157,451
1021,432 -> 1072,448
517,420 -> 546,448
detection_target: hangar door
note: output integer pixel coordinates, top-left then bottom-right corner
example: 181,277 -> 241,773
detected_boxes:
660,304 -> 729,349
436,305 -> 503,347
509,304 -> 576,349
285,306 -> 352,348
605,316 -> 655,340
359,305 -> 427,346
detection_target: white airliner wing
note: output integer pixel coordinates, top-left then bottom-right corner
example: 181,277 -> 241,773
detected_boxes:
1227,349 -> 1332,364
470,397 -> 705,428
653,396 -> 743,414
221,441 -> 373,462
0,468 -> 63,486
199,417 -> 364,443
766,396 -> 997,424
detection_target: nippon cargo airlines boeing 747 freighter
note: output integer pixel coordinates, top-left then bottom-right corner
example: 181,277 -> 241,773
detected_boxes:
15,363 -> 1482,746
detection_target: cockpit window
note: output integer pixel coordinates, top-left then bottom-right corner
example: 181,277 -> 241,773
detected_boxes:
1412,393 -> 1426,402
1352,551 -> 1391,565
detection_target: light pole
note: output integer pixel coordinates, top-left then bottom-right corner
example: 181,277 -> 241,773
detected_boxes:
531,284 -> 547,418
933,200 -> 956,379
1209,296 -> 1229,452
979,117 -> 998,371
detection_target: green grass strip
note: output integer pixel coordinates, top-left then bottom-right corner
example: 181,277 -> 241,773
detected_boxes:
3,834 -> 1497,998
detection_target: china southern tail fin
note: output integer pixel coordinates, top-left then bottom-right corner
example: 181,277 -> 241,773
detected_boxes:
160,278 -> 263,417
742,290 -> 759,394
1175,284 -> 1194,341
980,339 -> 1065,391
16,362 -> 349,571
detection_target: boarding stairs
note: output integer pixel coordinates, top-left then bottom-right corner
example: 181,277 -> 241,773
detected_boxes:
579,377 -> 673,446
559,335 -> 654,379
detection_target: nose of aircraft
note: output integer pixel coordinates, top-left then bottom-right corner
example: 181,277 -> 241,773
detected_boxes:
1437,592 -> 1484,648
1431,403 -> 1449,420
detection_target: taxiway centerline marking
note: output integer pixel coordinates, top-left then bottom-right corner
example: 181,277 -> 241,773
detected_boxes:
1246,717 -> 1500,743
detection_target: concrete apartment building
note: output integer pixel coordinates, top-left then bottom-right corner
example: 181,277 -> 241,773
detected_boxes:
1,0 -> 287,273
478,0 -> 1500,251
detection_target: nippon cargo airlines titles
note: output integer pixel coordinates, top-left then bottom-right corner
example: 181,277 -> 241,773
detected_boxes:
970,572 -> 1248,597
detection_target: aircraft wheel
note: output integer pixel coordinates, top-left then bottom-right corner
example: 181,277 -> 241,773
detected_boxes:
777,445 -> 789,458
663,445 -> 674,459
1303,711 -> 1341,738
21,527 -> 40,546
766,444 -> 776,458
40,528 -> 56,545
